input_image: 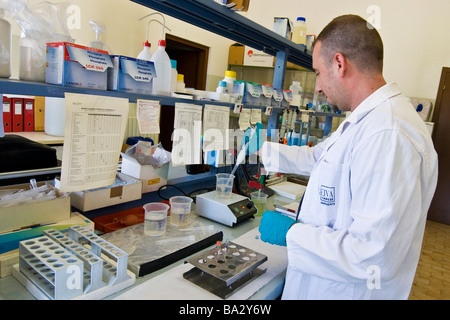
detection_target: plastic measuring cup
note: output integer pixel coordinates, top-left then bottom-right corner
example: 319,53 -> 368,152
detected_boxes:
216,173 -> 234,198
143,202 -> 169,236
251,191 -> 268,216
169,196 -> 193,226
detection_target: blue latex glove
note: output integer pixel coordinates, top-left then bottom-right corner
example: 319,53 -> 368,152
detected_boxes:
259,211 -> 296,246
241,122 -> 264,155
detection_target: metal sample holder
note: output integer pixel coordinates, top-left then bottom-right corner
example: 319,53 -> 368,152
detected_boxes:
14,225 -> 135,300
183,241 -> 268,299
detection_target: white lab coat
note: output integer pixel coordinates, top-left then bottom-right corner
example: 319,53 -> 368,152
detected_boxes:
261,83 -> 438,300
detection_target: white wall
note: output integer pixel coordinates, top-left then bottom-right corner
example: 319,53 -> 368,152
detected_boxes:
239,0 -> 450,100
8,0 -> 450,100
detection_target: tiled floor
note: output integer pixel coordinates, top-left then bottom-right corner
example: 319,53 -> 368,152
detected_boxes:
409,220 -> 450,300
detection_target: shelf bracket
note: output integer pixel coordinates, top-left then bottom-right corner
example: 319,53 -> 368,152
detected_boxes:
273,50 -> 288,90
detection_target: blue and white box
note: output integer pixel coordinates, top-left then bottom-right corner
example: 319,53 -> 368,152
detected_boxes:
46,42 -> 113,90
107,55 -> 156,94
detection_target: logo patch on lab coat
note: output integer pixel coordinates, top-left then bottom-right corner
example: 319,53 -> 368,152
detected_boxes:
320,185 -> 335,206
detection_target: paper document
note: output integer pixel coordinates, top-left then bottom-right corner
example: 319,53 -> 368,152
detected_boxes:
136,99 -> 160,134
59,93 -> 129,192
250,108 -> 262,124
202,104 -> 230,151
238,108 -> 251,130
171,103 -> 202,166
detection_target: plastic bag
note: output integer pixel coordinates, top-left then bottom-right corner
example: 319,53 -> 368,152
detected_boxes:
125,141 -> 171,168
0,0 -> 73,81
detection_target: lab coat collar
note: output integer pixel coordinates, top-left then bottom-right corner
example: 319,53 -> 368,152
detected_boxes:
344,82 -> 402,127
319,83 -> 401,158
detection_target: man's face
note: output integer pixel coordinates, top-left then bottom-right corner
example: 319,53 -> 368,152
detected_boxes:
312,41 -> 348,112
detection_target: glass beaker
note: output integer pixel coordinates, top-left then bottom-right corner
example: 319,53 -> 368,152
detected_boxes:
143,202 -> 169,236
251,191 -> 268,216
215,173 -> 234,198
169,196 -> 193,227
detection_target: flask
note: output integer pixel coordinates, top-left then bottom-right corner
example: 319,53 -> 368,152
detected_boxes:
176,74 -> 185,93
292,17 -> 307,45
170,59 -> 178,93
222,70 -> 236,93
150,40 -> 172,96
137,41 -> 152,61
0,9 -> 12,78
289,81 -> 303,107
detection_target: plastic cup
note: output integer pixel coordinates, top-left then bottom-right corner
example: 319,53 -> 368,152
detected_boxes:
216,173 -> 234,198
169,196 -> 193,226
251,191 -> 268,216
143,202 -> 169,236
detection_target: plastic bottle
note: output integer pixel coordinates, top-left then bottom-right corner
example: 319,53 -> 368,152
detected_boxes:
0,9 -> 12,78
292,17 -> 307,45
216,80 -> 230,102
170,59 -> 178,93
216,81 -> 227,94
176,74 -> 185,93
150,40 -> 172,96
137,41 -> 152,61
19,36 -> 45,82
221,70 -> 236,93
289,81 -> 303,107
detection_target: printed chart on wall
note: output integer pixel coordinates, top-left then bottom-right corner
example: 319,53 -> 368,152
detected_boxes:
171,103 -> 202,166
59,93 -> 129,192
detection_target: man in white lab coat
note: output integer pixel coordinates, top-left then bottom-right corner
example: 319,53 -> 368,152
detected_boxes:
258,15 -> 438,299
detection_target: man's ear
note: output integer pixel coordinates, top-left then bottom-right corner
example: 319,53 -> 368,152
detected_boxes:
333,52 -> 347,77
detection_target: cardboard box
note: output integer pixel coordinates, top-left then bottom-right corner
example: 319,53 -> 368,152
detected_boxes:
228,43 -> 245,65
243,46 -> 273,67
120,153 -> 169,193
46,42 -> 113,90
0,212 -> 94,256
216,0 -> 249,11
0,183 -> 70,235
108,55 -> 156,94
273,17 -> 293,39
68,172 -> 142,212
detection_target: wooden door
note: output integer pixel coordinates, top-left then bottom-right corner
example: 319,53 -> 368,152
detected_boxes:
428,67 -> 450,225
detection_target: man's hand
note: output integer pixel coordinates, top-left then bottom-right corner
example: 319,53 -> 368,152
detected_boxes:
259,211 -> 297,246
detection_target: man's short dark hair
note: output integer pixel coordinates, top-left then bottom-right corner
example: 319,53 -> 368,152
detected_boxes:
314,15 -> 384,74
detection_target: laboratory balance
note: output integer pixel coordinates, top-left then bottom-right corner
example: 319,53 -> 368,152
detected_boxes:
183,241 -> 268,299
195,191 -> 257,227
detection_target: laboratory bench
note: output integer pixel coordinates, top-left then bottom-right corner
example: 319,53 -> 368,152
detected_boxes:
0,173 -> 291,300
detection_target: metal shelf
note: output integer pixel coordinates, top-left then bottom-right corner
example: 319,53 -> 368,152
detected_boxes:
0,78 -> 233,107
130,0 -> 313,88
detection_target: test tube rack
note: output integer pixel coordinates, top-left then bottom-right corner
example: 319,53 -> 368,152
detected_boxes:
15,225 -> 135,300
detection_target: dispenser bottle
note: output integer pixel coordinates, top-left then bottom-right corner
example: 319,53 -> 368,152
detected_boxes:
170,59 -> 178,93
137,41 -> 152,61
0,9 -> 12,78
292,17 -> 307,45
150,40 -> 172,96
